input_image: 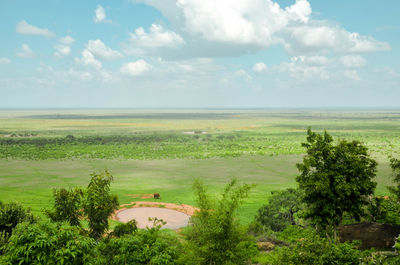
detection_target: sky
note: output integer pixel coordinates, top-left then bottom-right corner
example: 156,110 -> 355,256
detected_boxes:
0,0 -> 399,108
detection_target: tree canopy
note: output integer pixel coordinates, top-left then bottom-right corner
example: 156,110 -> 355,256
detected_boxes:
296,128 -> 377,238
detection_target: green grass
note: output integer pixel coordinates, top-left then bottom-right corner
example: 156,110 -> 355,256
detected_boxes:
0,109 -> 399,224
0,155 -> 393,224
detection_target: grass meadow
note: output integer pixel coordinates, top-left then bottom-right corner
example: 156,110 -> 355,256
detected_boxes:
0,109 -> 399,224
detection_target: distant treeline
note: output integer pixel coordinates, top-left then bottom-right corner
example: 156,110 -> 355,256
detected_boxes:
0,133 -> 303,160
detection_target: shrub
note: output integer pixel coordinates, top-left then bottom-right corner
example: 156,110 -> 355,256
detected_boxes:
185,179 -> 258,265
263,233 -> 363,265
255,188 -> 304,232
45,187 -> 83,226
97,219 -> 182,265
109,220 -> 138,238
0,221 -> 96,265
83,170 -> 119,239
0,201 -> 36,239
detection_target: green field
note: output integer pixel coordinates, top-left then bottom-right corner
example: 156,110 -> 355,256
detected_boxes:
0,109 -> 399,223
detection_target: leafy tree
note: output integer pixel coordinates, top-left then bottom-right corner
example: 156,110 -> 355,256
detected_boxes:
263,232 -> 363,265
185,179 -> 258,265
45,187 -> 83,226
83,170 -> 119,239
388,157 -> 400,201
296,129 -> 377,239
0,221 -> 96,265
0,201 -> 36,240
367,196 -> 400,225
97,218 -> 182,265
255,188 -> 304,232
109,220 -> 138,238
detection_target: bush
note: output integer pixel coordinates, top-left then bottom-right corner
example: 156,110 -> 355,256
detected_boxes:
263,233 -> 363,265
0,201 -> 36,239
109,220 -> 138,238
0,221 -> 96,265
185,179 -> 258,265
255,188 -> 304,232
83,170 -> 119,239
97,219 -> 182,265
45,187 -> 83,226
367,197 -> 400,225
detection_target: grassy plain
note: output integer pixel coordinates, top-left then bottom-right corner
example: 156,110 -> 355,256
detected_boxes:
0,109 -> 399,223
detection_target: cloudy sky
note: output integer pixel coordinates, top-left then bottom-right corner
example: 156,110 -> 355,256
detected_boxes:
1,0 -> 399,108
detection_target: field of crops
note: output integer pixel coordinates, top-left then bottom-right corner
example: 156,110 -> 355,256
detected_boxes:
0,109 -> 399,223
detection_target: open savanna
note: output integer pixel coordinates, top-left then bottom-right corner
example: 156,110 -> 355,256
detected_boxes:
0,109 -> 399,224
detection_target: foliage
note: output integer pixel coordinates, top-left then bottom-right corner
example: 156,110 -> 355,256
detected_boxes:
255,188 -> 304,232
109,220 -> 138,238
296,128 -> 377,238
388,158 -> 400,201
185,179 -> 258,265
262,232 -> 363,265
45,187 -> 83,226
83,170 -> 119,239
96,218 -> 183,265
0,221 -> 96,265
0,201 -> 36,240
367,196 -> 400,225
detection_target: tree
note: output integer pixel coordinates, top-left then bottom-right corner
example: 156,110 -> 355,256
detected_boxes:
296,128 -> 377,239
255,188 -> 304,232
388,157 -> 400,201
185,179 -> 258,265
0,201 -> 36,239
45,187 -> 83,226
0,221 -> 96,264
83,170 -> 119,239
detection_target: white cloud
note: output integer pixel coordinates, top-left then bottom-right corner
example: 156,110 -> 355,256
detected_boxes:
54,36 -> 75,57
16,20 -> 54,37
235,69 -> 252,81
275,56 -> 330,80
284,24 -> 391,54
60,36 -> 75,45
0,58 -> 11,65
129,24 -> 185,48
54,45 -> 71,57
291,55 -> 329,66
16,44 -> 35,58
253,62 -> 267,73
138,0 -> 389,56
120,60 -> 152,76
87,39 -> 123,60
340,55 -> 366,68
65,68 -> 93,81
344,69 -> 361,81
94,5 -> 110,23
75,50 -> 102,69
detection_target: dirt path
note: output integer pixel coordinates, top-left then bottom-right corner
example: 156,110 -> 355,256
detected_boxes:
112,201 -> 199,229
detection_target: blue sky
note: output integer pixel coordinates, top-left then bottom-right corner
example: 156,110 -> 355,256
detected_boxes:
0,0 -> 399,108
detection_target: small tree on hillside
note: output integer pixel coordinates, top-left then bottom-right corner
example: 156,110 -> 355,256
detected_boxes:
45,187 -> 83,226
185,179 -> 258,265
83,170 -> 119,239
296,128 -> 377,239
388,157 -> 400,201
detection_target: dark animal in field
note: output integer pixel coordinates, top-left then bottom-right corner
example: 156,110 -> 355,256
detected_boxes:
154,193 -> 161,199
339,222 -> 400,249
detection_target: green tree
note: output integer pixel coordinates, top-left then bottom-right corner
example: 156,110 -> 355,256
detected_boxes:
0,201 -> 36,240
255,188 -> 304,232
0,221 -> 96,265
97,219 -> 182,265
83,170 -> 119,239
185,179 -> 258,265
45,187 -> 83,226
296,129 -> 377,239
388,157 -> 400,201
